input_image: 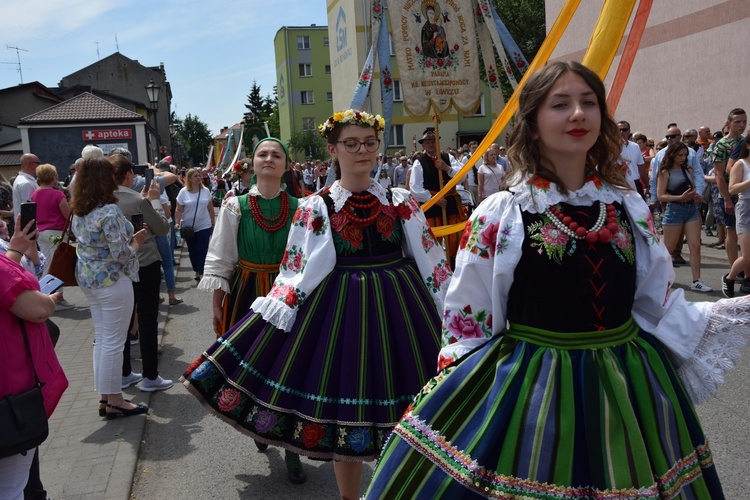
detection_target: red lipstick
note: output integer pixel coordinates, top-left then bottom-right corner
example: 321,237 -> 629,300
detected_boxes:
567,129 -> 588,137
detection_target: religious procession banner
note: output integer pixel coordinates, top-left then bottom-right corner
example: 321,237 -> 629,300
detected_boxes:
387,0 -> 482,117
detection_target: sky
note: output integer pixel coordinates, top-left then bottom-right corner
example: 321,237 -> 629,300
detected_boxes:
1,0 -> 329,135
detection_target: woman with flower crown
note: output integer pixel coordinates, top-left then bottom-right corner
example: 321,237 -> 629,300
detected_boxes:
182,109 -> 449,499
365,61 -> 750,499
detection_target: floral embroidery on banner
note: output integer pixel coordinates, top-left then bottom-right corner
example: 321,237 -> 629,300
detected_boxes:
268,282 -> 307,309
443,304 -> 493,345
280,245 -> 307,273
426,259 -> 450,293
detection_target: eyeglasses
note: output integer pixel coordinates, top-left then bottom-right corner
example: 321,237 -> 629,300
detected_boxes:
665,134 -> 680,139
338,138 -> 381,153
619,128 -> 630,132
498,148 -> 506,152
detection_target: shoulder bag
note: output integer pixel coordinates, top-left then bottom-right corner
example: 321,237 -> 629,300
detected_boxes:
180,189 -> 201,240
0,318 -> 49,459
47,213 -> 78,287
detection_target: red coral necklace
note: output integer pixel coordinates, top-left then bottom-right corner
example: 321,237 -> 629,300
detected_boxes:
249,192 -> 290,232
545,201 -> 618,244
343,192 -> 381,226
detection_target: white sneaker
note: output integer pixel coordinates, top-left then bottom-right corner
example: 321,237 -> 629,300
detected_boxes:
55,299 -> 74,311
121,371 -> 143,389
691,279 -> 713,292
139,376 -> 173,392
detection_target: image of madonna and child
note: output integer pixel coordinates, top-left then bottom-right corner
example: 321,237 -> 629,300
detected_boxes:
366,61 -> 750,499
182,109 -> 451,498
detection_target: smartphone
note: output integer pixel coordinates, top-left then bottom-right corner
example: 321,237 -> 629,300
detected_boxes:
20,202 -> 37,239
131,213 -> 144,233
144,168 -> 154,188
132,164 -> 147,175
39,274 -> 64,294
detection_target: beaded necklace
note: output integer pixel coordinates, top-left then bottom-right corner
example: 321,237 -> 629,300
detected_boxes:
544,201 -> 618,244
342,192 -> 382,226
249,191 -> 290,232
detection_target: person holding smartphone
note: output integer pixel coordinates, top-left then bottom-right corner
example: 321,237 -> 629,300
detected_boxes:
110,154 -> 173,393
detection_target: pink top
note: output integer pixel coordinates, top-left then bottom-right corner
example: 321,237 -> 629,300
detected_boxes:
0,253 -> 68,417
31,187 -> 67,231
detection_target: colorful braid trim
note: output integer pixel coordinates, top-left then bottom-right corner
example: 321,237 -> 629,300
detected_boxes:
217,338 -> 416,406
395,413 -> 714,499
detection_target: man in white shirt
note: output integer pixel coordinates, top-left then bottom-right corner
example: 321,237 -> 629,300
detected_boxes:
12,153 -> 40,219
617,121 -> 645,197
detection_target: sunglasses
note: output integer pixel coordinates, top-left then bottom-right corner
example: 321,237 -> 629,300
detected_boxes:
665,134 -> 680,139
619,128 -> 630,132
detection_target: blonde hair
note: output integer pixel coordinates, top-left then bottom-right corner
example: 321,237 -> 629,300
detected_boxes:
35,163 -> 59,185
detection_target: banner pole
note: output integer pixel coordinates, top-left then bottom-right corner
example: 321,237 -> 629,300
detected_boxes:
431,103 -> 448,227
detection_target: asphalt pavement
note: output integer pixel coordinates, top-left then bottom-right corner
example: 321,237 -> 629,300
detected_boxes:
40,235 -> 750,499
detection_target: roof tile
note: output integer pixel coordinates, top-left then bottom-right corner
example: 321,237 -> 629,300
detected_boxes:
19,92 -> 144,123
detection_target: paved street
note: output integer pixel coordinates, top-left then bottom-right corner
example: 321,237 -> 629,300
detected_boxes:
41,237 -> 750,499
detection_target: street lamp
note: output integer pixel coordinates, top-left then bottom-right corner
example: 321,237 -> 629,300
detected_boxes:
145,79 -> 161,162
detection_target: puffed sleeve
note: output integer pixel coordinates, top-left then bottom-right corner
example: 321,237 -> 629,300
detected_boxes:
250,195 -> 336,331
623,192 -> 750,403
391,188 -> 450,314
198,196 -> 241,293
437,192 -> 524,370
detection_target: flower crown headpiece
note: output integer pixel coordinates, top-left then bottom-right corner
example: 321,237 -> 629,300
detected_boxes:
318,109 -> 386,138
233,161 -> 250,174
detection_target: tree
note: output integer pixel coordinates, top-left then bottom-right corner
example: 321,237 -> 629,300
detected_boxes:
488,0 -> 545,101
243,80 -> 280,151
178,114 -> 213,166
287,129 -> 327,161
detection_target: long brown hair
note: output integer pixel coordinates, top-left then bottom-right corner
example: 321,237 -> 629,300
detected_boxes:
71,157 -> 118,216
658,141 -> 690,179
506,61 -> 627,194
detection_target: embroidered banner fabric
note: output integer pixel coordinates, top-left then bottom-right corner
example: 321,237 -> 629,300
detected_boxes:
387,0 -> 481,116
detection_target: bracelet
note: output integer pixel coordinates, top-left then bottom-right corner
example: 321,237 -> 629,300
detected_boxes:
6,248 -> 24,257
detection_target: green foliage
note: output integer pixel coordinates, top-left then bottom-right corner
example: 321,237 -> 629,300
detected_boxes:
488,0 -> 546,101
177,114 -> 213,166
244,81 -> 280,150
287,129 -> 327,161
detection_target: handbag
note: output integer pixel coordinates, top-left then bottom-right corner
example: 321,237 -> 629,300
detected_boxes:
0,319 -> 49,459
179,189 -> 201,240
48,213 -> 78,286
666,165 -> 694,196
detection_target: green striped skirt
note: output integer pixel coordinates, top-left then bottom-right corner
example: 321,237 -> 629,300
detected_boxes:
366,319 -> 723,499
182,252 -> 442,461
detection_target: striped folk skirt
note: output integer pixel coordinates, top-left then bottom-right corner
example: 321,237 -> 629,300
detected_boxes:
182,252 -> 442,461
218,259 -> 278,337
366,319 -> 724,499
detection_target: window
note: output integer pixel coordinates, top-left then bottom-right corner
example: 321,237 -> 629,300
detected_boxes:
325,64 -> 331,74
299,63 -> 312,77
388,124 -> 404,147
302,117 -> 316,131
323,37 -> 329,46
473,94 -> 486,117
327,92 -> 333,101
393,79 -> 402,101
300,91 -> 314,104
297,36 -> 310,49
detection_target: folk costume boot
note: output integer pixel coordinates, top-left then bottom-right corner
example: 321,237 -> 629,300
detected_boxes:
284,450 -> 307,484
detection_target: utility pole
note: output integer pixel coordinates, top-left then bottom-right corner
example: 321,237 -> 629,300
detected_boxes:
5,45 -> 28,83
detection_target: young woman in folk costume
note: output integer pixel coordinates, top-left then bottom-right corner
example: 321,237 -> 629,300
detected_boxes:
182,109 -> 450,499
366,61 -> 750,499
196,138 -> 304,483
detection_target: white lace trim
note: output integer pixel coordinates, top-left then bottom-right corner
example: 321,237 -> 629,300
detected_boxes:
508,174 -> 624,214
329,179 -> 390,212
248,184 -> 282,200
197,274 -> 230,293
250,296 -> 295,332
677,297 -> 750,404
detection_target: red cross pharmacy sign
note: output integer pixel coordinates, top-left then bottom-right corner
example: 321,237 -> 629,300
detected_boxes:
82,129 -> 132,141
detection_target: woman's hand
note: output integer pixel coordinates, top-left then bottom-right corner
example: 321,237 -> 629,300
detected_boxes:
212,290 -> 226,336
9,214 -> 38,255
680,187 -> 696,203
143,179 -> 161,201
132,228 -> 148,249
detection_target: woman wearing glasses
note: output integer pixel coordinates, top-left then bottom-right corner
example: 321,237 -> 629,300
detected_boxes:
183,109 -> 448,499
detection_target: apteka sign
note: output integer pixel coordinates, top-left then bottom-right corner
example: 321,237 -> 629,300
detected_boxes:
82,129 -> 132,141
